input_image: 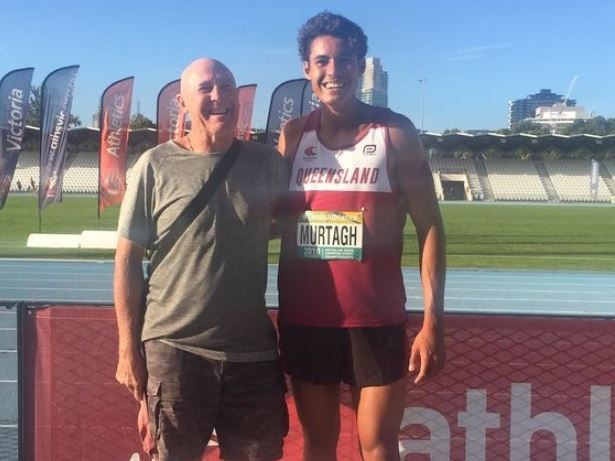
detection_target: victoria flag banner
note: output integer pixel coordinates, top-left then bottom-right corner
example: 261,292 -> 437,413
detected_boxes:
98,77 -> 134,214
235,84 -> 256,140
39,65 -> 79,211
156,79 -> 184,145
0,67 -> 34,209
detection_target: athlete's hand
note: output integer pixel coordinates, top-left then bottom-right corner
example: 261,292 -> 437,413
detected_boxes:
116,345 -> 147,401
409,321 -> 445,384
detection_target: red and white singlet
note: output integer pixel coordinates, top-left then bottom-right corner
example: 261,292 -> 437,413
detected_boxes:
278,111 -> 408,327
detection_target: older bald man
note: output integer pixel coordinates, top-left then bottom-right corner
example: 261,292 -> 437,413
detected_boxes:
114,58 -> 289,461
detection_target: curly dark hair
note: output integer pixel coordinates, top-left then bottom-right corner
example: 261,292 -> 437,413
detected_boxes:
297,11 -> 368,62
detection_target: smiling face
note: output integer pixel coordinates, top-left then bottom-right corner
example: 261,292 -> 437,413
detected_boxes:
303,35 -> 365,111
178,59 -> 238,140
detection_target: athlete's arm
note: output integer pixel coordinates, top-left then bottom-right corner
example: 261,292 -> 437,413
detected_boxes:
388,114 -> 446,384
114,236 -> 147,400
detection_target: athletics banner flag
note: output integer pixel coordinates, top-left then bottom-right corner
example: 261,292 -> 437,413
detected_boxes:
39,65 -> 79,211
156,79 -> 184,145
235,84 -> 256,140
98,77 -> 134,214
0,67 -> 34,209
265,78 -> 311,148
302,82 -> 318,116
590,158 -> 600,200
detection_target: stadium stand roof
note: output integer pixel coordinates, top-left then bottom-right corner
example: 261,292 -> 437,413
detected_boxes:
422,132 -> 615,157
19,126 -> 615,158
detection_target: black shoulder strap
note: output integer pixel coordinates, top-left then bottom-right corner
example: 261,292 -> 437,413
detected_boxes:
147,139 -> 241,276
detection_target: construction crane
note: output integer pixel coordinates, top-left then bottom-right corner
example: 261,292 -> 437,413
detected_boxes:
559,75 -> 578,113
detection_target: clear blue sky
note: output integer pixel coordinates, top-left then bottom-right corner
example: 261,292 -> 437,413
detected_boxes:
2,0 -> 614,133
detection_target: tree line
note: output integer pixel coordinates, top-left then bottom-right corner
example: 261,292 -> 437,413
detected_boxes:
501,117 -> 615,136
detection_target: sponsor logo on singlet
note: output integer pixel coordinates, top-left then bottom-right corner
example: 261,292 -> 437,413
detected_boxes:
303,145 -> 318,160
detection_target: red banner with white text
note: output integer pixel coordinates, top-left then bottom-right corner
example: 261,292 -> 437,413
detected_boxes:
156,79 -> 184,145
235,84 -> 256,140
98,77 -> 134,214
20,307 -> 615,460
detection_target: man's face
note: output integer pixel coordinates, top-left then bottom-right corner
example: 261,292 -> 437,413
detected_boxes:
303,35 -> 365,109
179,61 -> 238,138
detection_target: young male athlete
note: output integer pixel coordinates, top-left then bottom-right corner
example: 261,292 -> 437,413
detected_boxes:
277,12 -> 447,461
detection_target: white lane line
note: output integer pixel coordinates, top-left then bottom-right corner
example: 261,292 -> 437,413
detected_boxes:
443,287 -> 615,295
443,295 -> 615,304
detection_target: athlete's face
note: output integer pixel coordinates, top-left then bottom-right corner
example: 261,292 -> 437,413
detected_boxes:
303,35 -> 365,109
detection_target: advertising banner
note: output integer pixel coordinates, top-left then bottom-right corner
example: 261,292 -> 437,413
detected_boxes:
235,84 -> 256,140
265,79 -> 311,148
21,308 -> 615,460
156,79 -> 184,144
0,67 -> 34,208
38,65 -> 79,211
98,77 -> 134,214
590,159 -> 600,199
301,82 -> 318,116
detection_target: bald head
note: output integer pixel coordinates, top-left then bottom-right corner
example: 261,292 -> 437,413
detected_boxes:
180,58 -> 236,95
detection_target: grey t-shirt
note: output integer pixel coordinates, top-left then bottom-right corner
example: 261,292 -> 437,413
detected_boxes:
117,140 -> 287,362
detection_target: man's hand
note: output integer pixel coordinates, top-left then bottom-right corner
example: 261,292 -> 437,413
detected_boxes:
116,345 -> 147,401
408,322 -> 445,384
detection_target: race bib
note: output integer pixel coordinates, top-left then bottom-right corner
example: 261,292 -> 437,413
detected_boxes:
296,211 -> 363,260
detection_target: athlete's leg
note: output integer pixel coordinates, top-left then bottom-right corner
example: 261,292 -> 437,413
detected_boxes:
353,378 -> 406,461
292,377 -> 341,461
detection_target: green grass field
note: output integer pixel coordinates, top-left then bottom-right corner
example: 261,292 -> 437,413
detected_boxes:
1,195 -> 614,270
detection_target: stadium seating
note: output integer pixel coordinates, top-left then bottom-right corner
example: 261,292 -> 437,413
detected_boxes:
484,159 -> 549,201
62,151 -> 98,193
544,159 -> 611,202
9,153 -> 615,204
432,172 -> 444,200
429,157 -> 484,200
10,151 -> 142,195
604,160 -> 615,179
10,151 -> 39,192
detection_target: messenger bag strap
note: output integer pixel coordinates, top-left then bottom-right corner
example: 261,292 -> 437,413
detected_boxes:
147,139 -> 241,277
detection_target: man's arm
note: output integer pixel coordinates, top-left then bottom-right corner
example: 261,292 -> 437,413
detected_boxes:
114,236 -> 147,400
389,115 -> 446,384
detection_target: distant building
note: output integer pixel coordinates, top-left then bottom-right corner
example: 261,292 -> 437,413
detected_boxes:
358,57 -> 388,108
508,89 -> 576,128
531,104 -> 592,132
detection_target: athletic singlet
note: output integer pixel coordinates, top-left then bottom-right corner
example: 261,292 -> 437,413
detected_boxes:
278,110 -> 407,327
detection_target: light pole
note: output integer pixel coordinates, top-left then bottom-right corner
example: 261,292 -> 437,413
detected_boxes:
418,78 -> 427,133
